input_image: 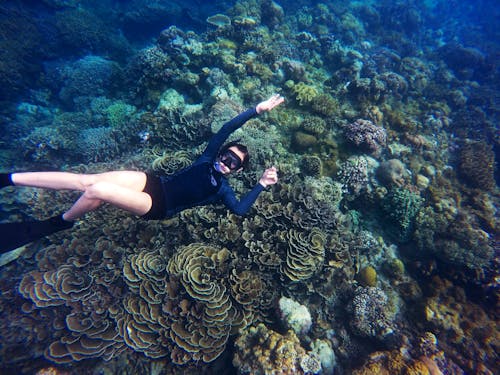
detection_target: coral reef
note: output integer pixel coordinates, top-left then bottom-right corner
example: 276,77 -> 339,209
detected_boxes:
233,323 -> 320,375
344,119 -> 387,157
457,140 -> 496,191
376,159 -> 409,187
77,127 -> 122,162
348,287 -> 397,343
381,187 -> 424,242
50,55 -> 120,107
0,1 -> 499,374
352,332 -> 464,375
278,296 -> 312,336
421,277 -> 498,373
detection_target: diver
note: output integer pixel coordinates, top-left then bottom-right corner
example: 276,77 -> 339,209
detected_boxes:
0,94 -> 285,253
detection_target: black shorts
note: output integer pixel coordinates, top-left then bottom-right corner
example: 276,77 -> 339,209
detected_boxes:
141,173 -> 167,220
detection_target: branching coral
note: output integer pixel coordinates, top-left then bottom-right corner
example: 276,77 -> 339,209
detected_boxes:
381,187 -> 424,242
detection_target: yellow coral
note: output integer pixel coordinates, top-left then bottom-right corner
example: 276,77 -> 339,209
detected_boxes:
358,266 -> 378,287
291,82 -> 319,105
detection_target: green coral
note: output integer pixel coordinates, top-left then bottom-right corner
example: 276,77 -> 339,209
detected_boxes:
287,81 -> 319,106
105,101 -> 137,128
382,187 -> 424,242
311,93 -> 340,117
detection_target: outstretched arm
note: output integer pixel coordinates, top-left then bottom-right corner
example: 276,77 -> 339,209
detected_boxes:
201,94 -> 285,160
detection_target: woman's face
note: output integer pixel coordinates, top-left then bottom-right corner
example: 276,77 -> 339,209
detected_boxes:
217,146 -> 245,175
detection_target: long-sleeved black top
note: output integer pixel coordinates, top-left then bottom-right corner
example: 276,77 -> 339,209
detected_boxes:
159,107 -> 265,218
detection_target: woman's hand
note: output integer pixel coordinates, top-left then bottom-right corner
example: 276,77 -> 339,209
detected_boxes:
256,94 -> 285,114
259,166 -> 278,187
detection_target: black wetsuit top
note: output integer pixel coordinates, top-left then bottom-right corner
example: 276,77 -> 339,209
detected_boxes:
159,107 -> 265,218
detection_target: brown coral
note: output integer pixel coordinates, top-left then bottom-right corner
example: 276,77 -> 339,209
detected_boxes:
19,261 -> 125,363
458,140 -> 496,191
165,243 -> 241,363
282,228 -> 326,282
233,323 -> 309,375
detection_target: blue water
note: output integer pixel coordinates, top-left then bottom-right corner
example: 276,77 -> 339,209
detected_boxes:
0,1 -> 498,374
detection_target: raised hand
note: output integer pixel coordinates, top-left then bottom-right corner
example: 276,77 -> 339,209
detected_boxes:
256,94 -> 285,114
259,166 -> 279,187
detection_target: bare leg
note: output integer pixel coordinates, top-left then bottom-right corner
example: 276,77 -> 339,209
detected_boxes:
63,181 -> 152,220
10,171 -> 153,220
11,171 -> 148,191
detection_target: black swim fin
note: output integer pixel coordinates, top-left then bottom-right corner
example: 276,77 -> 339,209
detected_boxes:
0,215 -> 74,254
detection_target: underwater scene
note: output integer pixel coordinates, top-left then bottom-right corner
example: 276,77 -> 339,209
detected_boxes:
0,0 -> 498,374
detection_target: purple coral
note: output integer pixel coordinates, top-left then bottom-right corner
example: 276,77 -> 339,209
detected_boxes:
344,118 -> 387,157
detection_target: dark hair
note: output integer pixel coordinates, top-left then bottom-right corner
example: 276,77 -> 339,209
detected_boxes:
219,141 -> 250,170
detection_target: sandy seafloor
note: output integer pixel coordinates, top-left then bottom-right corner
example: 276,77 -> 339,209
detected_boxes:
0,0 -> 498,374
